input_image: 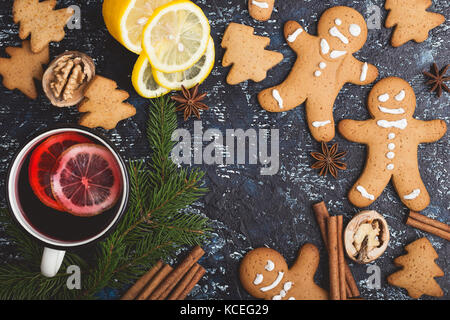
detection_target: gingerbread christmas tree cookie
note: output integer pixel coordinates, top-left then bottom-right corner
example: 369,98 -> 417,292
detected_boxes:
0,40 -> 49,99
13,0 -> 74,53
385,0 -> 445,47
258,6 -> 378,142
338,77 -> 447,211
388,237 -> 444,299
221,23 -> 283,85
240,244 -> 328,300
78,75 -> 136,130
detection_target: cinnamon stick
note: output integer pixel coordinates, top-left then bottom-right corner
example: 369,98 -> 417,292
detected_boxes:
176,266 -> 206,300
337,215 -> 347,300
409,211 -> 450,232
167,264 -> 201,300
407,215 -> 450,241
121,260 -> 164,300
313,201 -> 360,298
148,246 -> 205,300
136,264 -> 173,300
328,216 -> 340,300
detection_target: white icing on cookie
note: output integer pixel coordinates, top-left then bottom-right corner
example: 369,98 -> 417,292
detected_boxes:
312,120 -> 331,127
319,62 -> 327,69
314,70 -> 322,77
387,164 -> 394,170
404,189 -> 421,200
321,39 -> 330,54
251,0 -> 269,9
386,152 -> 395,159
329,26 -> 349,44
272,282 -> 293,300
265,260 -> 275,271
388,133 -> 396,139
272,89 -> 284,109
378,93 -> 390,102
287,28 -> 303,42
349,24 -> 361,37
335,18 -> 342,26
378,106 -> 405,115
388,143 -> 395,150
330,50 -> 347,59
360,62 -> 368,82
377,119 -> 408,129
356,186 -> 375,201
260,271 -> 284,292
395,90 -> 406,101
254,274 -> 264,285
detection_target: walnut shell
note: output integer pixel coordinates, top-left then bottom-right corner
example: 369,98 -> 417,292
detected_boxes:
344,210 -> 390,264
42,51 -> 95,107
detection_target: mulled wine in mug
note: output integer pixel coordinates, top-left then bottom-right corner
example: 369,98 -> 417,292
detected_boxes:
6,126 -> 129,277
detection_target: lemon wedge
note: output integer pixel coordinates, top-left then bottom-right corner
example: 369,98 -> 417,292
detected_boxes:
102,0 -> 172,54
153,36 -> 215,90
142,0 -> 211,73
132,54 -> 170,98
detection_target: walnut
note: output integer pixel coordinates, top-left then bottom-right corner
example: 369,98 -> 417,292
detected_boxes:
43,51 -> 95,107
344,211 -> 390,264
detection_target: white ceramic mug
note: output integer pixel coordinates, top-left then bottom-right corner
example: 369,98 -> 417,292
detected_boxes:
6,126 -> 129,277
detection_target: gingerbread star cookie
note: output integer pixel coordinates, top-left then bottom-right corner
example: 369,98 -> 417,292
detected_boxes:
385,0 -> 445,47
78,75 -> 136,130
13,0 -> 74,53
258,6 -> 378,142
338,77 -> 447,212
388,237 -> 444,299
0,40 -> 49,99
240,244 -> 328,300
221,23 -> 283,85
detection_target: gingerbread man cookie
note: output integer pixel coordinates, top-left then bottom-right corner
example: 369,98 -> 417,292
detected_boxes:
248,0 -> 275,22
338,77 -> 447,211
258,6 -> 378,142
240,244 -> 328,300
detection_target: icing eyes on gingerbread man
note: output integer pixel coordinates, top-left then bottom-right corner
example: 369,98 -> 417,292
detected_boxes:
258,6 -> 378,142
317,6 -> 368,60
239,244 -> 328,300
339,77 -> 447,212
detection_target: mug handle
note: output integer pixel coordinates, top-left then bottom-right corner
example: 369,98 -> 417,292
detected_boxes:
41,247 -> 66,277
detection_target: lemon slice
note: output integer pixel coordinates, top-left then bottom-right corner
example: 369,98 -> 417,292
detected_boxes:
142,0 -> 211,73
132,54 -> 170,98
102,0 -> 172,54
153,36 -> 215,90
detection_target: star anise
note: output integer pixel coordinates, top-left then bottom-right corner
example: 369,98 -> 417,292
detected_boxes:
423,63 -> 449,97
311,142 -> 347,178
171,84 -> 209,121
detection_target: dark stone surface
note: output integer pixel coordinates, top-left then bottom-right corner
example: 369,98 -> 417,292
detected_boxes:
0,0 -> 448,300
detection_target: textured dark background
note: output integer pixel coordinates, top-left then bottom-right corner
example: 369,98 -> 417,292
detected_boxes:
0,0 -> 448,300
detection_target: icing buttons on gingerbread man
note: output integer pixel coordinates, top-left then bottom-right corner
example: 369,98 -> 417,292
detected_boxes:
258,6 -> 378,142
239,244 -> 328,300
339,77 -> 447,211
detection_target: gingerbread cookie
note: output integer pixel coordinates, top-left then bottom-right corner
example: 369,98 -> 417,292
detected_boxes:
248,0 -> 275,22
240,244 -> 328,300
385,0 -> 445,47
221,23 -> 283,85
78,75 -> 136,130
258,6 -> 378,142
0,40 -> 49,99
387,237 -> 444,299
338,77 -> 447,211
13,0 -> 74,53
